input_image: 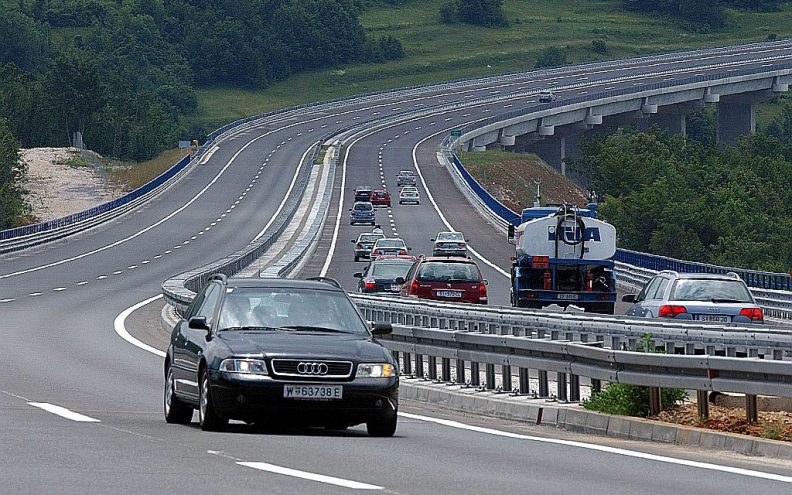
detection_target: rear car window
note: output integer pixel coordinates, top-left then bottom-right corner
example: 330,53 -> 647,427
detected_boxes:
377,240 -> 404,248
417,262 -> 481,282
670,279 -> 753,302
360,234 -> 383,242
354,203 -> 372,211
371,262 -> 413,278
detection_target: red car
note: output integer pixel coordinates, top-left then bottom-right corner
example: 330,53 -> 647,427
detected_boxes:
400,256 -> 487,304
370,189 -> 391,207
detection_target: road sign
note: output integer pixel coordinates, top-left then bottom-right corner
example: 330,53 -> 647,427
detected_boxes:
450,129 -> 462,137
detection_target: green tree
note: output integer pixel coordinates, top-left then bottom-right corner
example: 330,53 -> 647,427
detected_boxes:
0,10 -> 47,71
0,119 -> 32,229
439,0 -> 507,27
535,46 -> 569,68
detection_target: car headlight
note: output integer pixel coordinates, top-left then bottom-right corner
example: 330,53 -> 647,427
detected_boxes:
357,363 -> 396,378
219,358 -> 269,375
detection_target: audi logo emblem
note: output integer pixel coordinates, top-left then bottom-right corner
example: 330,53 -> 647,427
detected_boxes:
297,362 -> 329,375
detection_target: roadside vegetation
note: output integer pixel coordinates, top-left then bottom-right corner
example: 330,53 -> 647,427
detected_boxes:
2,0 -> 792,229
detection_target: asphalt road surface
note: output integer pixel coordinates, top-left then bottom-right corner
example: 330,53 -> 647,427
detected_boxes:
3,42 -> 792,493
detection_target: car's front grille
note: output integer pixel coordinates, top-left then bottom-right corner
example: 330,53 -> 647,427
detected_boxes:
271,359 -> 353,378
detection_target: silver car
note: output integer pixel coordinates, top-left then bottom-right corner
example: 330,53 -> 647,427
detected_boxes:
431,231 -> 467,257
622,271 -> 764,324
399,187 -> 420,205
396,170 -> 417,187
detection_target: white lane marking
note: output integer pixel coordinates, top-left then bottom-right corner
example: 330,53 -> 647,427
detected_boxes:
320,141 -> 351,277
28,402 -> 101,423
253,144 -> 316,241
52,287 -> 66,292
400,412 -> 792,484
96,275 -> 107,280
237,462 -> 383,490
116,294 -> 792,486
29,292 -> 43,297
411,132 -> 509,278
114,295 -> 166,358
1,298 -> 15,303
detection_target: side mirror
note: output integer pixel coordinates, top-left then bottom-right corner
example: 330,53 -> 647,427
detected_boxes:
348,208 -> 352,211
621,294 -> 636,303
188,316 -> 210,331
407,247 -> 412,251
371,322 -> 393,336
430,238 -> 435,242
351,239 -> 356,243
395,277 -> 405,284
353,272 -> 363,278
507,224 -> 515,241
483,280 -> 488,286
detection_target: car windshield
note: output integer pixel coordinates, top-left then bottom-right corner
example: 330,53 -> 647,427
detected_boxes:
670,279 -> 753,303
376,240 -> 405,248
417,262 -> 481,282
371,262 -> 413,278
402,191 -> 418,196
354,203 -> 372,211
217,287 -> 369,335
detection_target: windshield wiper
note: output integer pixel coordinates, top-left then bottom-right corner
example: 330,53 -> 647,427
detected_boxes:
219,325 -> 292,332
278,325 -> 351,334
710,298 -> 743,303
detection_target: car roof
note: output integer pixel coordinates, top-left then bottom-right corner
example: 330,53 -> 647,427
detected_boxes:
355,185 -> 373,191
398,170 -> 414,174
371,255 -> 415,262
225,277 -> 343,291
375,237 -> 405,242
437,231 -> 463,237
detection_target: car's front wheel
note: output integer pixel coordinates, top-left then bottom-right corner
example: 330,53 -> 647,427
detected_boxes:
366,413 -> 397,437
199,369 -> 227,432
164,366 -> 193,424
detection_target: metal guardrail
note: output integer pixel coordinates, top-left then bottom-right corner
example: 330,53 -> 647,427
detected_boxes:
0,154 -> 192,252
375,322 -> 792,409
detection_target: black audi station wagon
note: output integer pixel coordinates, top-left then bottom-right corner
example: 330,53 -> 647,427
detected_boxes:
164,275 -> 399,436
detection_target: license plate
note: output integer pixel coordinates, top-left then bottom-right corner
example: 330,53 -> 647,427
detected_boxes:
437,290 -> 462,298
389,284 -> 401,291
557,293 -> 579,300
283,384 -> 342,400
700,315 -> 729,323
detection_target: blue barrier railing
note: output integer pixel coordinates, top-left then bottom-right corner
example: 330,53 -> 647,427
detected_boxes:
450,153 -> 792,291
0,153 -> 191,241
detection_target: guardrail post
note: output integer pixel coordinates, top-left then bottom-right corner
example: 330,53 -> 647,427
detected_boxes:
538,370 -> 549,397
485,364 -> 496,390
470,362 -> 480,386
441,358 -> 451,382
402,352 -> 413,376
428,356 -> 438,380
415,353 -> 424,378
591,379 -> 602,394
557,373 -> 568,402
696,390 -> 709,419
649,387 -> 662,415
456,359 -> 466,384
569,374 -> 580,402
519,368 -> 530,394
746,395 -> 759,423
502,365 -> 512,392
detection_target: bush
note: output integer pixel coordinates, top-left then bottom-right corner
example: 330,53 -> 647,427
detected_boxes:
535,46 -> 568,68
592,39 -> 608,54
582,333 -> 687,417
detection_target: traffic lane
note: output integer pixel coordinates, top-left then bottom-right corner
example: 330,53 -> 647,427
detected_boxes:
0,140 -> 316,301
122,300 -> 792,495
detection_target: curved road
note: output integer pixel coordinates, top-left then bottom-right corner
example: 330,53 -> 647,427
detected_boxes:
2,42 -> 792,493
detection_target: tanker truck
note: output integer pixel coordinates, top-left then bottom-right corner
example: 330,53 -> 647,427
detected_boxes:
507,203 -> 617,314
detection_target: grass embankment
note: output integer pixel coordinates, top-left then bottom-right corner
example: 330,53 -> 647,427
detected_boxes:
105,149 -> 190,191
192,0 -> 792,130
459,150 -> 587,211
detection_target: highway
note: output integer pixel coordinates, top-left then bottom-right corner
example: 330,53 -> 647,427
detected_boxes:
2,42 -> 792,493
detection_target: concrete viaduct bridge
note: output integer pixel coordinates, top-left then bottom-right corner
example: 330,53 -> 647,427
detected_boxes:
458,57 -> 792,176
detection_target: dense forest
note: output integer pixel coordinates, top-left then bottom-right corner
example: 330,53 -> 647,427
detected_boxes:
0,0 -> 403,164
570,105 -> 792,272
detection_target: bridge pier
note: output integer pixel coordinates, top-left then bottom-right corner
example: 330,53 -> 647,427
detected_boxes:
716,97 -> 756,146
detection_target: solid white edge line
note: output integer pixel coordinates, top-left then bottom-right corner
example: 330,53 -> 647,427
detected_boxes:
399,412 -> 792,484
237,462 -> 383,490
28,402 -> 101,423
411,130 -> 509,278
254,143 -> 317,241
319,140 -> 349,277
114,294 -> 166,358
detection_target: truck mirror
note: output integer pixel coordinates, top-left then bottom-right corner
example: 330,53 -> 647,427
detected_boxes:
507,224 -> 515,239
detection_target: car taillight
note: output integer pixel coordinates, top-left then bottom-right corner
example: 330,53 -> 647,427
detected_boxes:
458,243 -> 465,247
409,279 -> 420,295
399,250 -> 407,255
372,249 -> 380,256
543,271 -> 552,290
364,279 -> 377,290
356,243 -> 363,249
658,305 -> 687,318
739,307 -> 764,322
584,272 -> 593,292
478,282 -> 487,302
